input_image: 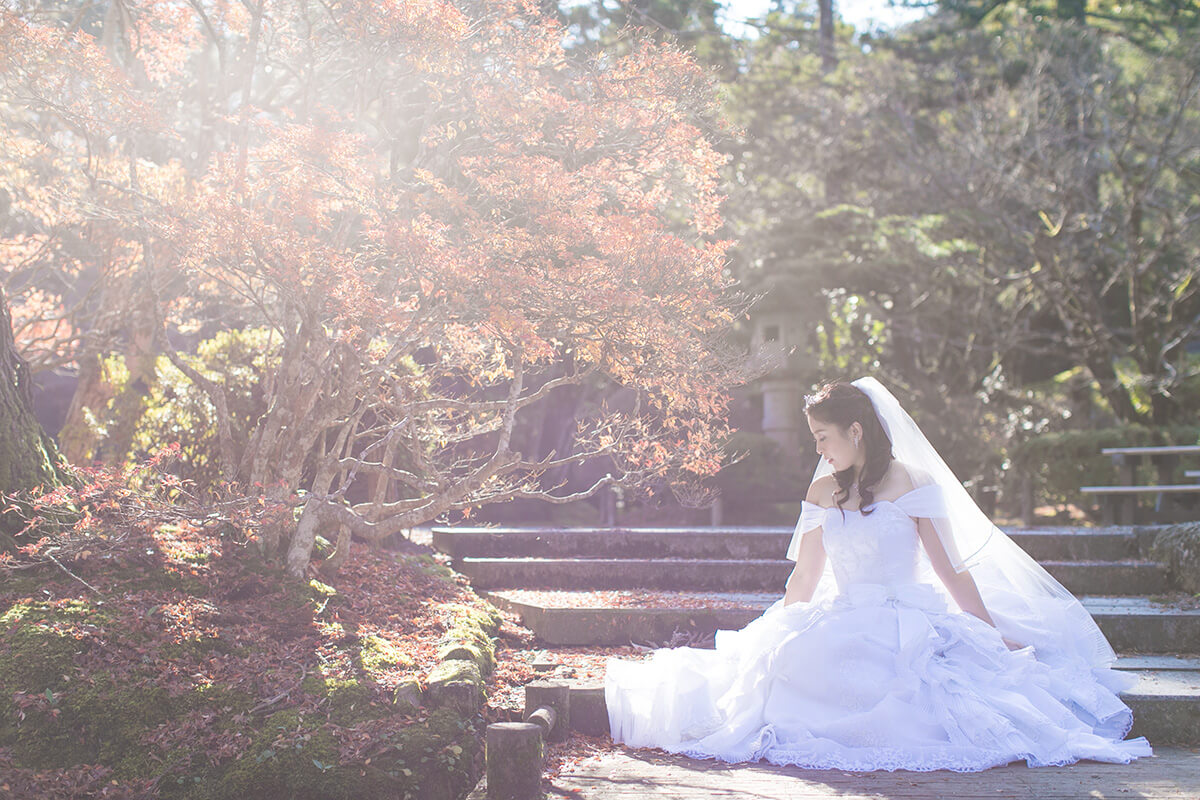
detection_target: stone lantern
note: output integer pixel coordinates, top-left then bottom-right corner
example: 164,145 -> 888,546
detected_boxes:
749,301 -> 806,464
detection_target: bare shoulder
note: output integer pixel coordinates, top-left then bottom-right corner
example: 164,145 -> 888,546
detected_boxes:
875,460 -> 918,500
806,474 -> 838,506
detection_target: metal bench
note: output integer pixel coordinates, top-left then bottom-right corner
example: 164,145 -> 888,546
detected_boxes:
1084,446 -> 1200,524
1080,484 -> 1200,525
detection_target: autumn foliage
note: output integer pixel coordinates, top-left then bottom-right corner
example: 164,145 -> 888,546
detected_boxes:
0,1 -> 759,575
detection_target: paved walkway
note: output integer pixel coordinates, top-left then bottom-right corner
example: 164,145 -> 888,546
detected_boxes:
544,746 -> 1200,799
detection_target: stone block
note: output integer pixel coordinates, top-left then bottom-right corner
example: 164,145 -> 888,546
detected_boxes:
392,677 -> 423,713
568,685 -> 610,737
426,659 -> 483,714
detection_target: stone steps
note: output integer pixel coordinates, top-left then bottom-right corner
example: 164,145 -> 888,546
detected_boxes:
536,658 -> 1200,747
488,588 -> 1200,745
588,660 -> 1194,746
460,556 -> 1167,596
437,523 -> 1198,744
433,526 -> 1151,562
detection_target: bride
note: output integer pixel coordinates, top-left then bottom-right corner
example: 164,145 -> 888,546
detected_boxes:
604,377 -> 1152,772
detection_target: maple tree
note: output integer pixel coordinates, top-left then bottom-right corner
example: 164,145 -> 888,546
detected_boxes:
0,1 -> 764,576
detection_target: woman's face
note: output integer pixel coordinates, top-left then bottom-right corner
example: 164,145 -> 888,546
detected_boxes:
807,414 -> 859,472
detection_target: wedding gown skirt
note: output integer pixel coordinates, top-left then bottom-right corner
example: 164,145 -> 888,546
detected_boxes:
604,488 -> 1152,772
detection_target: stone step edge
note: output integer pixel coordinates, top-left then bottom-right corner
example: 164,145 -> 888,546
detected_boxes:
485,590 -> 1200,616
435,525 -> 1144,536
438,533 -> 1145,562
462,556 -> 1166,567
485,591 -> 1200,653
519,664 -> 1200,747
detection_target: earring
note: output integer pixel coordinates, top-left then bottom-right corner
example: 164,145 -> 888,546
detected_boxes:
852,433 -> 861,448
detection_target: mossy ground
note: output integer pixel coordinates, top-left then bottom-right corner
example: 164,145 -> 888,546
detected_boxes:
0,520 -> 502,800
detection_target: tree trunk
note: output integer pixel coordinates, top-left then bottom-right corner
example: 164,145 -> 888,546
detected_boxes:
285,496 -> 324,578
1087,355 -> 1141,423
0,286 -> 68,542
57,353 -> 108,464
818,0 -> 842,203
818,0 -> 836,74
1056,0 -> 1085,22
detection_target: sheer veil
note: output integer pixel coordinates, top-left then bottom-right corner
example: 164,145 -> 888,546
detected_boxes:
795,377 -> 1120,673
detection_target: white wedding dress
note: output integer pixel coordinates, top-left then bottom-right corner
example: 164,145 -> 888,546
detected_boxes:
604,485 -> 1153,772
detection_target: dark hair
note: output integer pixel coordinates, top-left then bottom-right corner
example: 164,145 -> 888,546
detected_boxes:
804,380 -> 894,515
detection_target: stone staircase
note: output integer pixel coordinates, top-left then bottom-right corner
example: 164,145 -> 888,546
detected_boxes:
431,524 -> 1200,745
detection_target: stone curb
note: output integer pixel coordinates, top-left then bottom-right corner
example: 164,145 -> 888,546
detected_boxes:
464,556 -> 1168,596
422,600 -> 504,716
485,591 -> 1200,653
435,525 -> 1152,562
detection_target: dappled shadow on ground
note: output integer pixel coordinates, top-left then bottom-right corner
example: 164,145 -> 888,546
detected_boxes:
0,517 -> 493,798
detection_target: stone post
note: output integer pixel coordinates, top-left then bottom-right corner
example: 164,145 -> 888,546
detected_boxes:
524,681 -> 570,743
485,722 -> 544,800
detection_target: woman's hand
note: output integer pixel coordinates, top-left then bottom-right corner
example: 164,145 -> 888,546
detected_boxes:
1002,636 -> 1028,651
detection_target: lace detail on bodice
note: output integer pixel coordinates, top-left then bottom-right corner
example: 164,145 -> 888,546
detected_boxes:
788,485 -> 949,593
819,502 -> 923,590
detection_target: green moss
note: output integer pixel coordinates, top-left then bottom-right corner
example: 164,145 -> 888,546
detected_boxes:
308,578 -> 337,599
426,659 -> 482,688
0,597 -> 258,785
391,677 -> 423,713
437,640 -> 485,669
4,670 -> 172,773
0,552 -> 495,800
0,600 -> 94,698
111,562 -> 208,595
301,674 -> 380,726
64,675 -> 172,766
436,602 -> 501,676
161,635 -> 237,661
0,601 -> 87,764
198,689 -> 479,800
424,659 -> 483,715
197,707 -> 352,800
360,634 -> 415,680
439,629 -> 494,675
384,708 -> 480,800
412,554 -> 454,580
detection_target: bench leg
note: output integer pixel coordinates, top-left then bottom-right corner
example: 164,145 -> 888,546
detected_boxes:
1118,495 -> 1136,526
1100,496 -> 1115,526
1114,454 -> 1136,486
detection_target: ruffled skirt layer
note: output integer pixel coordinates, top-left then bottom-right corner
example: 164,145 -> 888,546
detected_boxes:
604,583 -> 1152,772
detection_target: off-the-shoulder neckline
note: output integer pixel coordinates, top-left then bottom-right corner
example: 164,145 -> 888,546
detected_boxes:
802,483 -> 939,514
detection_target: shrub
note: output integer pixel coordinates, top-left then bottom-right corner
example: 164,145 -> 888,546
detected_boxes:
1150,522 -> 1200,595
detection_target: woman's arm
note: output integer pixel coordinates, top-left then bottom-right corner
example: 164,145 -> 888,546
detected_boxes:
784,478 -> 833,606
783,528 -> 826,606
916,517 -> 1024,649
